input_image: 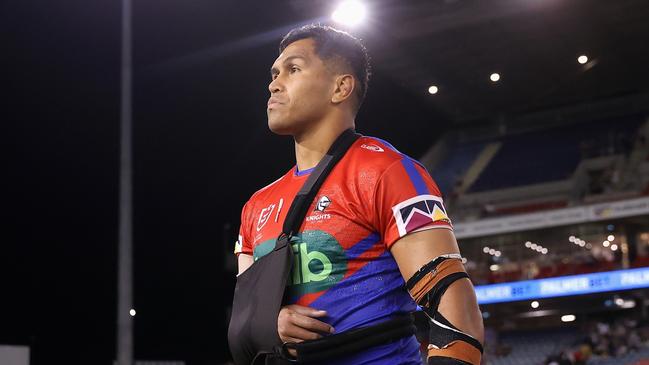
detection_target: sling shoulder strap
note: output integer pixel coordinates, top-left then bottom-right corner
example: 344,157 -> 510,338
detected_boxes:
275,128 -> 360,248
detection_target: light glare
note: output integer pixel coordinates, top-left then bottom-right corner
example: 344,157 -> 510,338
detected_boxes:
332,1 -> 367,26
428,85 -> 439,94
578,55 -> 588,64
561,314 -> 576,322
490,73 -> 500,82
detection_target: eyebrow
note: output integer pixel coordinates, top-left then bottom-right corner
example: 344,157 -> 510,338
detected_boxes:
270,55 -> 307,77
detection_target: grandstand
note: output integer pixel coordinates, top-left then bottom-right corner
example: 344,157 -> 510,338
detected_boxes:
421,108 -> 649,365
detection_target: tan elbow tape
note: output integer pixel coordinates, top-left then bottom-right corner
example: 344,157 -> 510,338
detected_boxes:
427,340 -> 482,365
408,258 -> 467,305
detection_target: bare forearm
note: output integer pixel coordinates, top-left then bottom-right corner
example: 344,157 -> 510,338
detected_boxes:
437,278 -> 484,345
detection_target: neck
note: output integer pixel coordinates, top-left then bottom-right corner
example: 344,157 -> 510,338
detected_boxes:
294,116 -> 354,172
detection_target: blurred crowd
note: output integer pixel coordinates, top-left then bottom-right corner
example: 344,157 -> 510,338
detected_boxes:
545,317 -> 649,365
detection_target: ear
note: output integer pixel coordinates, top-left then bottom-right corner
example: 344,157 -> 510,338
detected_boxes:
331,74 -> 355,105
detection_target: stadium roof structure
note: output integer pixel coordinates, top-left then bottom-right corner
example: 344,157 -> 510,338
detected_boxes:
288,0 -> 649,124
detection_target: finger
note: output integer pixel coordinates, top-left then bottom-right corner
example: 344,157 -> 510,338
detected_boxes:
276,336 -> 300,359
280,336 -> 302,344
282,325 -> 324,341
288,304 -> 328,318
288,348 -> 297,358
290,313 -> 335,334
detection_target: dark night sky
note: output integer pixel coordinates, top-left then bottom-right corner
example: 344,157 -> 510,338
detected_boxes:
3,1 -> 443,363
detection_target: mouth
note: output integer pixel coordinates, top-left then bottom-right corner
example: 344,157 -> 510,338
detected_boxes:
267,98 -> 284,109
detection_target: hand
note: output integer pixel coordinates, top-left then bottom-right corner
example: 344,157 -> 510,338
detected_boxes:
277,304 -> 335,357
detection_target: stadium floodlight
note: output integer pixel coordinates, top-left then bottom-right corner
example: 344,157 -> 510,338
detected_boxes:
490,73 -> 500,82
607,235 -> 615,242
494,251 -> 501,257
541,248 -> 548,254
621,300 -> 636,309
129,309 -> 136,316
483,246 -> 490,253
603,240 -> 610,247
332,0 -> 367,27
561,314 -> 576,322
569,236 -> 575,242
490,264 -> 500,272
428,85 -> 439,95
525,241 -> 532,248
611,244 -> 618,251
489,249 -> 496,255
530,243 -> 538,250
530,301 -> 540,309
577,55 -> 588,64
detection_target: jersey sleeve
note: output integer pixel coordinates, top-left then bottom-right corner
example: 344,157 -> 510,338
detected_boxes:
234,200 -> 253,256
373,158 -> 453,249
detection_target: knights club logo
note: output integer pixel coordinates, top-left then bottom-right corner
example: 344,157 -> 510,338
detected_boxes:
315,196 -> 331,212
256,203 -> 276,232
391,195 -> 451,236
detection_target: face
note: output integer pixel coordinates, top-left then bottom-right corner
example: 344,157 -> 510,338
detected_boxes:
267,38 -> 336,135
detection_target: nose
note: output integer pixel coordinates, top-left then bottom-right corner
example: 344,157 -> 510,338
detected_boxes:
268,76 -> 282,94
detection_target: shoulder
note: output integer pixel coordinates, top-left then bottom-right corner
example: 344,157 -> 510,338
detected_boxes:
347,135 -> 427,176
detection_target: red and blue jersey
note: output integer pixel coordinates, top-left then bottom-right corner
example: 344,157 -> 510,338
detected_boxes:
234,135 -> 452,364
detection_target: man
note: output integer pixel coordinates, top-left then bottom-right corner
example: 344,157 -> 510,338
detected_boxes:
233,24 -> 484,364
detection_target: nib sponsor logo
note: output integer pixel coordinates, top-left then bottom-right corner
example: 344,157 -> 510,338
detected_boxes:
252,230 -> 347,297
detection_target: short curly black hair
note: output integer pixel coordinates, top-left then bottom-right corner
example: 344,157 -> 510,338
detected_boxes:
279,24 -> 371,112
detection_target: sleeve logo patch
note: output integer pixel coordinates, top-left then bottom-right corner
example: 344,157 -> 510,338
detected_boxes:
391,195 -> 451,237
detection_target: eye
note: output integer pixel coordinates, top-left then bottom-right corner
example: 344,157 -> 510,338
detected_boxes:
290,65 -> 300,73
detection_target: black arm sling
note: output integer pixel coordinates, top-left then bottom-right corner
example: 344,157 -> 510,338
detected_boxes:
227,129 -> 361,365
228,129 -> 417,365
